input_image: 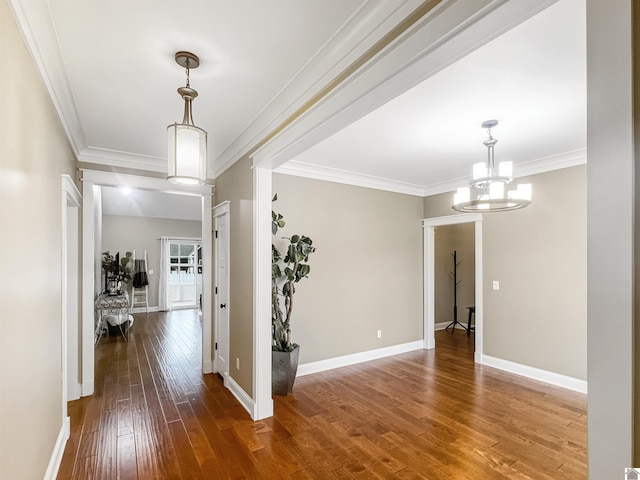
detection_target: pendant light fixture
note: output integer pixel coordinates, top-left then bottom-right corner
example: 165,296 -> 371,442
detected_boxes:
452,120 -> 531,212
167,51 -> 208,185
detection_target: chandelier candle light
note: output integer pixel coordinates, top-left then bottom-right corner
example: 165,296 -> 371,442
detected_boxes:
452,120 -> 531,212
167,51 -> 208,185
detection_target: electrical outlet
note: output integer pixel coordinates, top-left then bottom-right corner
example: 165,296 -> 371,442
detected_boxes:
493,280 -> 500,291
148,269 -> 154,275
377,330 -> 382,339
236,358 -> 240,370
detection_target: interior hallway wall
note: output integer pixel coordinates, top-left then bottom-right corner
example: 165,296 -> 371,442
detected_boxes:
0,2 -> 78,478
214,155 -> 254,396
272,173 -> 424,364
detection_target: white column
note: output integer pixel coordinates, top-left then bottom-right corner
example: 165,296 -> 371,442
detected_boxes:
253,166 -> 274,419
587,0 -> 634,475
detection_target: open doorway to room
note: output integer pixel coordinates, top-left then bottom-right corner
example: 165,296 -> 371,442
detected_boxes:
168,240 -> 203,310
80,170 -> 214,398
423,214 -> 483,361
434,223 -> 476,357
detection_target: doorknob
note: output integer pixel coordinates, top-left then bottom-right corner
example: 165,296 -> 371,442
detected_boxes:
220,303 -> 226,309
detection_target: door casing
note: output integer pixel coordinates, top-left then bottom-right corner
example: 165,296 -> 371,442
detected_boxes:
213,201 -> 230,382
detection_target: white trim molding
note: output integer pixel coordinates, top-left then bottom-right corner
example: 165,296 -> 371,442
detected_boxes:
80,169 -> 214,397
275,161 -> 426,196
480,354 -> 587,394
422,213 -> 483,356
297,340 -> 424,377
276,148 -> 588,199
44,417 -> 70,480
78,147 -> 166,174
252,166 -> 274,420
226,375 -> 257,419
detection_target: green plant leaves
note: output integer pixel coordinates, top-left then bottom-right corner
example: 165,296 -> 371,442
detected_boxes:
271,194 -> 316,351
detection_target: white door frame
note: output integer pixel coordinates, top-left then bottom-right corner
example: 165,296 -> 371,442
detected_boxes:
80,170 -> 214,396
423,214 -> 483,361
61,175 -> 81,435
167,238 -> 202,309
213,201 -> 230,381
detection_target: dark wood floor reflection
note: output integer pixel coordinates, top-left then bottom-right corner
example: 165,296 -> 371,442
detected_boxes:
58,311 -> 587,479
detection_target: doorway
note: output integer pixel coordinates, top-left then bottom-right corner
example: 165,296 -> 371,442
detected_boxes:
213,201 -> 230,383
434,223 -> 476,354
423,213 -> 483,362
62,175 -> 81,412
168,240 -> 202,309
81,170 -> 214,397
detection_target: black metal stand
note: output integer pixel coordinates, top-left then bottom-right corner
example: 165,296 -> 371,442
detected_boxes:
445,250 -> 468,334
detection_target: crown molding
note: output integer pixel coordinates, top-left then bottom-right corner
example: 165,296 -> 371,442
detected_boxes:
516,148 -> 587,178
8,0 -> 86,156
252,0 -> 559,170
80,169 -> 212,196
78,147 -> 166,173
214,0 -> 425,177
422,148 -> 587,197
278,148 -> 587,198
275,161 -> 426,196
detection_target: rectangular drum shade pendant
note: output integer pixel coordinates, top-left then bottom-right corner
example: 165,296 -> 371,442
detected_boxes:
167,51 -> 208,186
167,123 -> 207,185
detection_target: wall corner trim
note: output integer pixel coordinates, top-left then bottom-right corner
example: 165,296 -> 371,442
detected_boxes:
480,354 -> 587,394
44,416 -> 70,480
297,340 -> 424,377
225,375 -> 256,419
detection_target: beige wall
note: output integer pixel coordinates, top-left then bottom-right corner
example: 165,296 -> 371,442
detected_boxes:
214,156 -> 254,396
0,3 -> 77,478
434,223 -> 475,328
423,165 -> 587,380
102,215 -> 202,307
272,174 -> 424,364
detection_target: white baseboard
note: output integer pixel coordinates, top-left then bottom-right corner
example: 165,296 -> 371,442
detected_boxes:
202,359 -> 213,374
297,340 -> 424,377
44,416 -> 70,480
435,322 -> 449,331
131,306 -> 159,314
81,380 -> 94,397
225,375 -> 256,418
480,354 -> 587,394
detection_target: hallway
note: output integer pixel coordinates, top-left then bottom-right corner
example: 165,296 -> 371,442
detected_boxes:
58,311 -> 586,479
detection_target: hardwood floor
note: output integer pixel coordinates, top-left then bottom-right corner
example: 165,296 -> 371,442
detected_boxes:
58,311 -> 587,479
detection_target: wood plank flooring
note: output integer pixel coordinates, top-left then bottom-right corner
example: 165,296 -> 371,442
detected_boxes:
58,311 -> 587,479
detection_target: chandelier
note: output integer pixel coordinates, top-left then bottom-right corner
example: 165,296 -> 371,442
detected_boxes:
452,120 -> 531,212
167,51 -> 208,185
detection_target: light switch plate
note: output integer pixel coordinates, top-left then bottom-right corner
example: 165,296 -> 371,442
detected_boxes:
493,280 -> 500,291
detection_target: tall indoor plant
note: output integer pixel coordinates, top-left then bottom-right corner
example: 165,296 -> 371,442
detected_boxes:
271,195 -> 315,395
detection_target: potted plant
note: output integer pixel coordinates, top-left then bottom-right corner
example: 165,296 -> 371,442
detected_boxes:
271,195 -> 316,395
102,251 -> 133,295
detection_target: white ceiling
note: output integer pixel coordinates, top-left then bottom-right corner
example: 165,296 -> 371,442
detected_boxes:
10,0 -> 585,214
281,0 -> 586,196
101,186 -> 201,221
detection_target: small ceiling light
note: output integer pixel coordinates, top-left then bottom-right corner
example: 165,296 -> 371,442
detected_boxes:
452,120 -> 531,212
167,51 -> 208,185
